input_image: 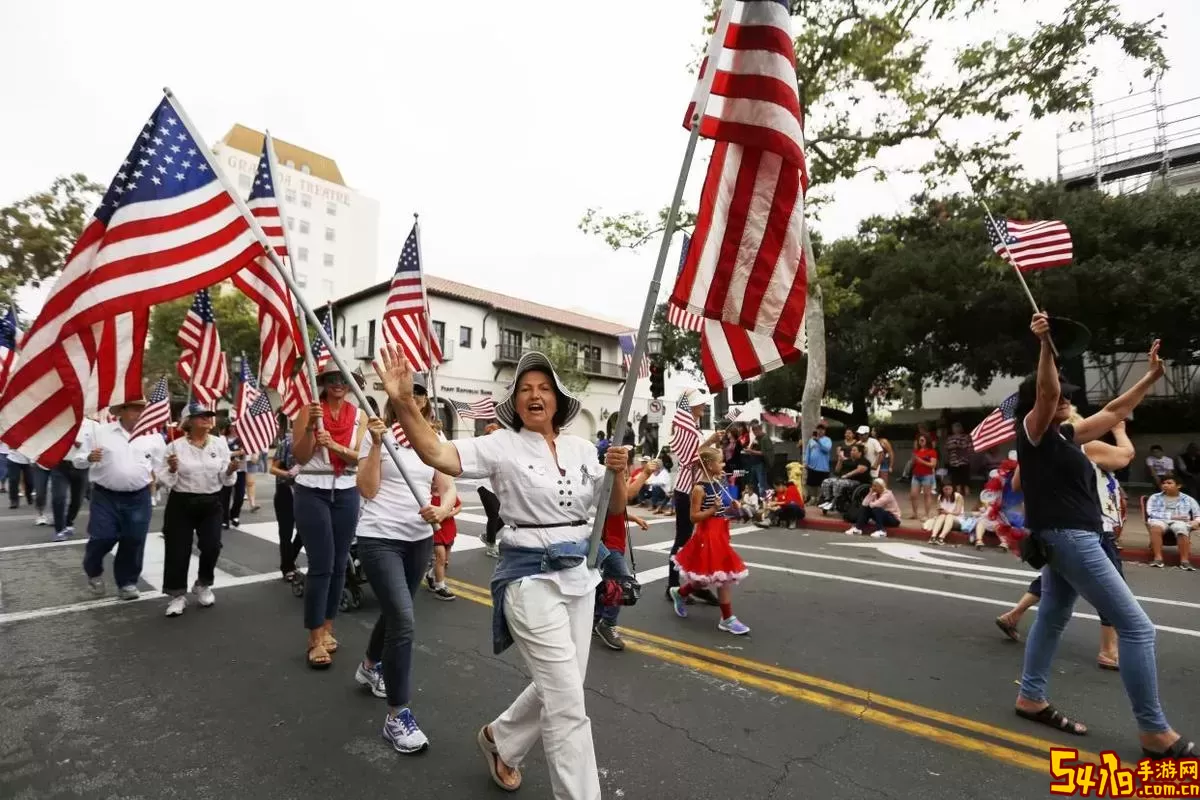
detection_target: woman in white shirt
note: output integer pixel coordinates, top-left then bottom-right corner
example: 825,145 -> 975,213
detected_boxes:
352,372 -> 456,755
157,403 -> 239,617
293,361 -> 369,669
375,345 -> 627,799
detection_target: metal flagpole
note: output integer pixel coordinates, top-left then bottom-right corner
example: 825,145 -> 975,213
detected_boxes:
410,213 -> 441,410
164,88 -> 433,513
585,0 -> 736,565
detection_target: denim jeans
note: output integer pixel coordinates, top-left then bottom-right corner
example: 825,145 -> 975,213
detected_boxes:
1018,528 -> 1170,733
593,547 -> 632,625
82,486 -> 152,588
359,536 -> 434,708
855,505 -> 898,531
7,462 -> 33,508
50,462 -> 85,532
294,485 -> 359,630
752,462 -> 769,495
1025,529 -> 1125,627
221,471 -> 247,524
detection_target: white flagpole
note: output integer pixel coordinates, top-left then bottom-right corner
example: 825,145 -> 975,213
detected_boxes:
163,88 -> 433,514
410,213 -> 441,411
585,0 -> 736,565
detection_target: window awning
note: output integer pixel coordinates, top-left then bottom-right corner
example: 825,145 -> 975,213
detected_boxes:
763,411 -> 797,428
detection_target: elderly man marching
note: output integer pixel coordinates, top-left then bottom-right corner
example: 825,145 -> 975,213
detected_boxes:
76,394 -> 166,599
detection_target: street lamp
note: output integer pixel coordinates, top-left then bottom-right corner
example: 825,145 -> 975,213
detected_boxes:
646,327 -> 663,357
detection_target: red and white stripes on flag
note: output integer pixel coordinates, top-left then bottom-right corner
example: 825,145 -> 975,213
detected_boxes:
987,216 -> 1074,273
176,289 -> 228,406
232,140 -> 302,393
280,374 -> 310,420
0,96 -> 262,465
970,392 -> 1020,453
700,317 -> 804,392
383,224 -> 442,372
451,397 -> 496,421
670,393 -> 702,493
667,233 -> 704,333
233,367 -> 279,457
129,376 -> 170,440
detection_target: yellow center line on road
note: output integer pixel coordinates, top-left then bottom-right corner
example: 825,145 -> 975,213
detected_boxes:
444,578 -> 1100,774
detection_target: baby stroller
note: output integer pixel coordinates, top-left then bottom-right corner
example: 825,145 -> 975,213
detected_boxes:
290,536 -> 368,611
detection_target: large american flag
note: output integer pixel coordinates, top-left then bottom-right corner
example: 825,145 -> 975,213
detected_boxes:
234,357 -> 279,457
0,307 -> 18,392
232,140 -> 301,392
666,233 -> 703,332
986,216 -> 1073,273
177,289 -> 228,405
669,393 -> 702,493
618,333 -> 650,379
672,0 -> 808,350
0,96 -> 261,465
130,376 -> 171,440
383,224 -> 442,372
279,306 -> 333,418
451,397 -> 496,420
971,392 -> 1020,453
701,317 -> 804,391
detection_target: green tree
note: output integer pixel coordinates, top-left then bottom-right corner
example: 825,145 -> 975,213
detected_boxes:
0,174 -> 103,306
583,0 -> 1166,439
143,285 -> 262,398
542,332 -> 590,395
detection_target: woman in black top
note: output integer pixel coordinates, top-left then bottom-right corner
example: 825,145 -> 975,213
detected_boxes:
1014,311 -> 1192,759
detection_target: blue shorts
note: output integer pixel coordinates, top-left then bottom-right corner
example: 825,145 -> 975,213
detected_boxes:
911,475 -> 936,488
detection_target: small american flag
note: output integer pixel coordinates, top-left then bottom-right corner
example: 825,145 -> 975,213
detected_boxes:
451,397 -> 496,420
280,307 -> 333,417
232,139 -> 301,393
670,393 -> 702,493
0,307 -> 18,392
390,422 -> 410,449
986,216 -> 1073,272
177,289 -> 228,405
383,223 -> 442,372
0,95 -> 261,465
725,405 -> 744,422
130,376 -> 171,440
666,233 -> 704,333
618,333 -> 650,379
971,393 -> 1020,453
233,357 -> 278,457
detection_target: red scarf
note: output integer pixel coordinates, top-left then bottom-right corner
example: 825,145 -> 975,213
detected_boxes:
323,400 -> 357,476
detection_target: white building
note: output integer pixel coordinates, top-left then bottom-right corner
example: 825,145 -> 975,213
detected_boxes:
331,275 -> 709,443
212,125 -> 380,306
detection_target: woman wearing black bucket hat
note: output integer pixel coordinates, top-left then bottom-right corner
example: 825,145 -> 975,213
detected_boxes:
1011,311 -> 1193,759
375,343 -> 627,799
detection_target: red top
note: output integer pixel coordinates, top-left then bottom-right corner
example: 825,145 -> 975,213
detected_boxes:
431,492 -> 462,536
912,448 -> 938,477
779,484 -> 803,506
602,513 -> 628,552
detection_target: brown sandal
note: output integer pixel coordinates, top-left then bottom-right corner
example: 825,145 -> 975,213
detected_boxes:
307,643 -> 332,670
322,632 -> 339,653
477,726 -> 521,791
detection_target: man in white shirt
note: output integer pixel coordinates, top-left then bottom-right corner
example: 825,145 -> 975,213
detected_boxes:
76,396 -> 164,600
856,425 -> 884,478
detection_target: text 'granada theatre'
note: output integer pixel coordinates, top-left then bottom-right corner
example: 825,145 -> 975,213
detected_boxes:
331,278 -> 650,439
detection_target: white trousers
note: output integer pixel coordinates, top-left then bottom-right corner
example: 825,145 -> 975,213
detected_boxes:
492,577 -> 600,800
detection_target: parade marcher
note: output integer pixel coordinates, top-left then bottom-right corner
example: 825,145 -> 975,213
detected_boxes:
220,421 -> 247,529
292,360 -> 369,670
354,375 -> 457,755
269,417 -> 303,582
1012,312 -> 1193,759
424,484 -> 463,601
76,396 -> 164,599
375,344 -> 626,799
51,415 -> 97,541
667,388 -> 721,607
158,403 -> 238,617
6,448 -> 34,510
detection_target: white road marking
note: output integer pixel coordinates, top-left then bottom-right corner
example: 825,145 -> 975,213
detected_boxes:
138,533 -> 239,592
833,541 -> 1035,577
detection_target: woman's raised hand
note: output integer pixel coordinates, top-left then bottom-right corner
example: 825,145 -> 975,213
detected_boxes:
372,343 -> 415,404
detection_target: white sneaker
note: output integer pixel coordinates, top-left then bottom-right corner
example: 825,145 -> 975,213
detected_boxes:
165,595 -> 187,617
35,514 -> 48,526
844,527 -> 862,536
193,583 -> 215,607
117,584 -> 140,600
869,530 -> 888,538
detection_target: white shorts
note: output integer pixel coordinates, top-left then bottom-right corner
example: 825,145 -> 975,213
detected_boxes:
1150,520 -> 1194,540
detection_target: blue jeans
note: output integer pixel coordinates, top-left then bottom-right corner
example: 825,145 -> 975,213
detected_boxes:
752,462 -> 769,495
594,547 -> 632,625
82,486 -> 152,588
1019,528 -> 1169,733
360,536 -> 433,707
295,485 -> 359,630
1026,530 -> 1125,627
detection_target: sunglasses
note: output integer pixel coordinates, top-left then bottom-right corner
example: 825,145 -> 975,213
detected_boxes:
322,374 -> 350,386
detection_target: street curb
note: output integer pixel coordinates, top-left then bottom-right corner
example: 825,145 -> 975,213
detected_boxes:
797,514 -> 1199,567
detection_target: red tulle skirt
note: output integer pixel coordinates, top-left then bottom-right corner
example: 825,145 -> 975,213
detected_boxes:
672,516 -> 748,588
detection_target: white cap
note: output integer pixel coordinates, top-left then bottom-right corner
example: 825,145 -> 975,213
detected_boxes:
1007,450 -> 1018,461
856,425 -> 870,435
684,387 -> 711,408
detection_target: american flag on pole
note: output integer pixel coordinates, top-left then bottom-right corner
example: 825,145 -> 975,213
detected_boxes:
725,405 -> 744,422
971,392 -> 1020,453
0,307 -> 18,392
671,0 -> 808,349
129,376 -> 171,440
666,233 -> 703,333
177,289 -> 228,406
279,306 -> 333,418
232,140 -> 302,392
618,333 -> 650,379
700,317 -> 804,392
986,216 -> 1073,272
390,422 -> 411,449
0,96 -> 262,465
669,393 -> 702,493
233,358 -> 279,457
382,224 -> 442,372
451,397 -> 496,420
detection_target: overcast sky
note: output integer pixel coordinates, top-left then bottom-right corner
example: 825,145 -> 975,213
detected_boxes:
2,1 -> 1197,328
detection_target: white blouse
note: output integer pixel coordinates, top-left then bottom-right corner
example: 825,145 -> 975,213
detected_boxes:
158,436 -> 237,495
295,407 -> 367,491
453,428 -> 607,596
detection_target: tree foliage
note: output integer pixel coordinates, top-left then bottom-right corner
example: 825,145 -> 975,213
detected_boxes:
144,285 -> 262,398
0,174 -> 103,306
542,333 -> 591,395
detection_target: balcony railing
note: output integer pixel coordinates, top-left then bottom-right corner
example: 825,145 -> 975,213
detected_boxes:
494,345 -> 626,380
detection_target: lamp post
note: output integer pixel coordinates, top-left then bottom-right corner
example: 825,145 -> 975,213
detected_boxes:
645,327 -> 664,456
646,327 -> 663,357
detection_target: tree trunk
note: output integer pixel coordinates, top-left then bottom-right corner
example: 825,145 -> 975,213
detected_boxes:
800,223 -> 825,443
851,394 -> 869,425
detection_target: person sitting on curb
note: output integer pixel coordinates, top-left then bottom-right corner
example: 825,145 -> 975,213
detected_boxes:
1146,473 -> 1199,571
845,478 -> 901,538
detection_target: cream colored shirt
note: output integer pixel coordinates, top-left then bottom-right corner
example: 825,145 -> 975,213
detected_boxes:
295,407 -> 368,491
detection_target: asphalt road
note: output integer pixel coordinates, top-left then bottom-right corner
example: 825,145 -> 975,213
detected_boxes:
2,480 -> 1198,799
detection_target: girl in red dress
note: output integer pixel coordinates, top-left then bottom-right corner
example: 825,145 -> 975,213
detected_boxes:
669,448 -> 750,635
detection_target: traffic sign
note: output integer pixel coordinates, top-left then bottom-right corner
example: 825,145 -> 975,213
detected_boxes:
647,398 -> 664,424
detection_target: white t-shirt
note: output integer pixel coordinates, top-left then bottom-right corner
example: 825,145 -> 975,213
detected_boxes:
356,434 -> 437,542
454,428 -> 606,596
863,437 -> 884,476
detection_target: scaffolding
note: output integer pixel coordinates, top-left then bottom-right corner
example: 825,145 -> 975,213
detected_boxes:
1056,83 -> 1200,195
